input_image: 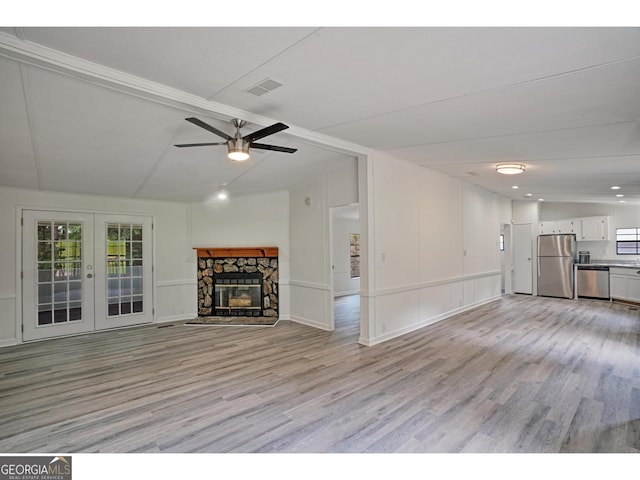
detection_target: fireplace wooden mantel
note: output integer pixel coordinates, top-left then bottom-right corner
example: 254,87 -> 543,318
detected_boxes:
194,246 -> 278,258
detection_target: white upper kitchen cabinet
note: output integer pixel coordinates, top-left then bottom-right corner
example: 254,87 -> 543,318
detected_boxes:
539,219 -> 581,236
558,219 -> 581,236
579,216 -> 609,241
538,221 -> 554,234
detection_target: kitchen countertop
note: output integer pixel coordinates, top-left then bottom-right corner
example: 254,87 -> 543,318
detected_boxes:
575,262 -> 640,269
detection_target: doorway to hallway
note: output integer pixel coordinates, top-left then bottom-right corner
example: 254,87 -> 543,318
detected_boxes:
334,294 -> 360,334
330,204 -> 360,333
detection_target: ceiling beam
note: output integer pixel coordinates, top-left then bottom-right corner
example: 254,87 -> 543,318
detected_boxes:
0,31 -> 369,158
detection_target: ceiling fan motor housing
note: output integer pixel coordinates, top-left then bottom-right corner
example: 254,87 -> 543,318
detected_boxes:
228,136 -> 250,161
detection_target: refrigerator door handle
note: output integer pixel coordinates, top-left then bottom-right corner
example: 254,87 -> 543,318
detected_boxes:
536,237 -> 542,276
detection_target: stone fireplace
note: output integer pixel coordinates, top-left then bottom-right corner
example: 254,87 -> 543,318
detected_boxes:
195,247 -> 279,318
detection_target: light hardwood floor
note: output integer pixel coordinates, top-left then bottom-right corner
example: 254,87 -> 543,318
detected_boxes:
1,294 -> 639,453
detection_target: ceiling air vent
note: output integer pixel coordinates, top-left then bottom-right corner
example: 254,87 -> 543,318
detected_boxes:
245,78 -> 283,96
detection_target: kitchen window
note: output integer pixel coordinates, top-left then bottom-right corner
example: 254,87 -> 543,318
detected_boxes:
616,227 -> 640,255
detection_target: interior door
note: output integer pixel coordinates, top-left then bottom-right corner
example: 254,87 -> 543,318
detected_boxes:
94,215 -> 154,330
513,223 -> 533,294
22,210 -> 96,341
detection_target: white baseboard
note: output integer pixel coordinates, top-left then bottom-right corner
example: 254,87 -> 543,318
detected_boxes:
156,313 -> 196,324
0,338 -> 18,348
359,295 -> 501,346
289,315 -> 333,331
334,290 -> 359,297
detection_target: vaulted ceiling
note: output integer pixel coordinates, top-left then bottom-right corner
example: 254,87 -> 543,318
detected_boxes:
1,27 -> 639,204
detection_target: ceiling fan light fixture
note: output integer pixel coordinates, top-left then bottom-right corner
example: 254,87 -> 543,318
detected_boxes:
496,163 -> 525,175
227,137 -> 250,162
228,149 -> 250,162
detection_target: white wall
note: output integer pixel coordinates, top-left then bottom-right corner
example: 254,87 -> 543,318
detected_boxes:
360,151 -> 511,345
608,205 -> 640,261
154,201 -> 194,323
0,188 -> 18,345
512,200 -> 540,224
328,159 -> 359,207
0,186 -> 194,346
540,202 -> 614,221
289,176 -> 332,329
189,190 -> 291,318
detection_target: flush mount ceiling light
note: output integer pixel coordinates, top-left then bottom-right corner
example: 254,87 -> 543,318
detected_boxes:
496,163 -> 525,175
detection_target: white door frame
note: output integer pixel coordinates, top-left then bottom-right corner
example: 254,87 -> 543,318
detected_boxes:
501,223 -> 513,294
16,206 -> 156,343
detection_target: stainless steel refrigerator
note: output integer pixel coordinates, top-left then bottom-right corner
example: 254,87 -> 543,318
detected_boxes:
537,234 -> 576,299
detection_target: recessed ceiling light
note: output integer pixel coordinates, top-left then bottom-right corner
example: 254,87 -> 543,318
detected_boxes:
512,185 -> 519,189
616,194 -> 624,198
216,183 -> 229,200
525,193 -> 533,197
538,198 -> 544,202
611,186 -> 621,190
619,200 -> 626,203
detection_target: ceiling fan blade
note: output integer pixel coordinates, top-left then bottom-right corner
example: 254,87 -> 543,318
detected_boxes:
185,117 -> 232,141
243,122 -> 289,143
250,142 -> 297,153
174,142 -> 227,148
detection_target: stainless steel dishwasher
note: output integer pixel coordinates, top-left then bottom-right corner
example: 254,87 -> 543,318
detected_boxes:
576,265 -> 610,299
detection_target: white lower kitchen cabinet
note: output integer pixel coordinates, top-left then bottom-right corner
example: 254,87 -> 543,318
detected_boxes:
627,276 -> 640,303
609,273 -> 626,300
609,267 -> 640,303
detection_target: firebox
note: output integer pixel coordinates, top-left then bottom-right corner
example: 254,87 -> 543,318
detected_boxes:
213,272 -> 263,316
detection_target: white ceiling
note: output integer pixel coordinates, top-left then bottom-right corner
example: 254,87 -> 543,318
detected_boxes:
1,26 -> 639,204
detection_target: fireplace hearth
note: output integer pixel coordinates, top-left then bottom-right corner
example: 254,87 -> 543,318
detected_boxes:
195,247 -> 278,318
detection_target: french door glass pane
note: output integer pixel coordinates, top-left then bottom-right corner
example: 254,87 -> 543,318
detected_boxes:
36,221 -> 82,326
106,223 -> 144,317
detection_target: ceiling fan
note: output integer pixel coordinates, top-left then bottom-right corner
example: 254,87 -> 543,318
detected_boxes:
175,117 -> 297,161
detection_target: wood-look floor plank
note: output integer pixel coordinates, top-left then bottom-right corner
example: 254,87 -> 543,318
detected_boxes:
1,294 -> 640,453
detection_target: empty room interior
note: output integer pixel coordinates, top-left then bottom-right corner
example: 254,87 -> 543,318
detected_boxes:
1,24 -> 640,461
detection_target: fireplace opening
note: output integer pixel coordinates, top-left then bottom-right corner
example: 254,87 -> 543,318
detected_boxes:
213,272 -> 263,317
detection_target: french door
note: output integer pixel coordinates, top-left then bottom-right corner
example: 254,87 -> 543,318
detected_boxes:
22,210 -> 153,341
